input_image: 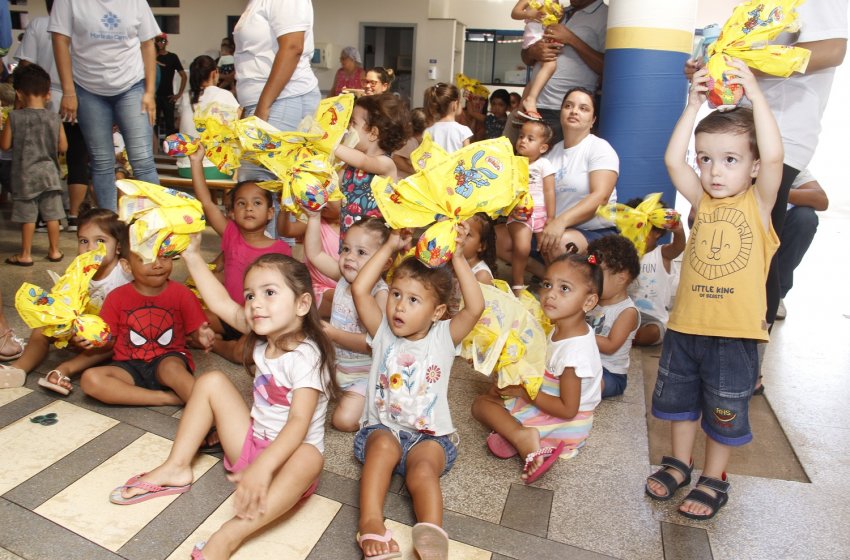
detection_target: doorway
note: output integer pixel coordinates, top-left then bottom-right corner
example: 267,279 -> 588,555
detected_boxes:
361,24 -> 416,105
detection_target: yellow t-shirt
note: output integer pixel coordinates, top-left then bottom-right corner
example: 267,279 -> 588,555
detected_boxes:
668,187 -> 779,341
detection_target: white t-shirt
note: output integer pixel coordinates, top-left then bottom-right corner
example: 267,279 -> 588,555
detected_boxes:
758,0 -> 848,171
425,122 -> 473,153
546,133 -> 619,230
548,324 -> 602,412
177,85 -> 240,169
628,245 -> 673,326
15,17 -> 64,109
234,0 -> 318,107
787,168 -> 815,210
527,157 -> 556,210
330,276 -> 388,383
48,0 -> 160,96
87,263 -> 133,313
250,339 -> 330,452
586,297 -> 639,375
364,318 -> 458,436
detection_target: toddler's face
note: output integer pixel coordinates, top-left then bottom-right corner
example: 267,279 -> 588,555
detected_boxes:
77,222 -> 119,268
386,275 -> 445,341
231,182 -> 273,232
127,252 -> 173,291
338,226 -> 384,284
695,132 -> 759,199
461,220 -> 484,262
539,260 -> 598,321
490,98 -> 508,119
516,122 -> 549,160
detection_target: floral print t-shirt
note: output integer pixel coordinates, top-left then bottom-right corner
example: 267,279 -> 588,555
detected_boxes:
363,318 -> 457,436
339,164 -> 382,242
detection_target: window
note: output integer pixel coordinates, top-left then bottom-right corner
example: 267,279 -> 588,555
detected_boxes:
462,29 -> 527,86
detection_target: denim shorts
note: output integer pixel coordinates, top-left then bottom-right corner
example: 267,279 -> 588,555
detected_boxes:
651,330 -> 758,446
113,352 -> 191,391
601,367 -> 627,398
353,424 -> 458,477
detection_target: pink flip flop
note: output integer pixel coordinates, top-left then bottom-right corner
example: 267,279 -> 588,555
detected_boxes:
356,528 -> 402,560
412,522 -> 450,560
486,432 -> 518,459
523,441 -> 566,484
515,109 -> 543,121
191,542 -> 206,559
109,473 -> 191,505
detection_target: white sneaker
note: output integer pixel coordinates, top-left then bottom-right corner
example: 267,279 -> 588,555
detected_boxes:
776,299 -> 787,321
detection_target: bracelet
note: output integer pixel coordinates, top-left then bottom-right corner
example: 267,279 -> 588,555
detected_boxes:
511,285 -> 528,292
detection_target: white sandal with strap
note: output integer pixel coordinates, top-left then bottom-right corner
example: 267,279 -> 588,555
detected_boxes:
0,328 -> 24,361
38,370 -> 72,396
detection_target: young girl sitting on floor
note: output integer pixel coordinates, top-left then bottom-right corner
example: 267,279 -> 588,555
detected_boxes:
423,82 -> 472,153
111,243 -> 337,560
304,214 -> 390,432
188,147 -> 291,362
335,92 -> 410,241
585,235 -> 640,398
472,247 -> 603,483
352,224 -> 483,560
0,208 -> 132,394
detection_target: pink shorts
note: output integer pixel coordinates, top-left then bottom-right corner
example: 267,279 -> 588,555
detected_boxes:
224,425 -> 320,499
508,206 -> 548,234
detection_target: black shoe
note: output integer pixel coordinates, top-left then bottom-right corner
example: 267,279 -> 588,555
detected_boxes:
66,216 -> 78,232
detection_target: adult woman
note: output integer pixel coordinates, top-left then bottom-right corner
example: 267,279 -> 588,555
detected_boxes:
49,0 -> 160,212
233,0 -> 321,182
331,46 -> 364,96
496,87 -> 618,269
362,66 -> 394,96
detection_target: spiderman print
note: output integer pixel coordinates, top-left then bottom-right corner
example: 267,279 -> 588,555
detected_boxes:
126,304 -> 174,361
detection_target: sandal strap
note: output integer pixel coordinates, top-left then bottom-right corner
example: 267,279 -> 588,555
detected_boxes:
659,455 -> 693,478
682,486 -> 728,511
695,474 -> 730,495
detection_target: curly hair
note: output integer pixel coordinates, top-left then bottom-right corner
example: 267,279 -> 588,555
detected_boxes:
392,257 -> 455,309
586,234 -> 640,281
241,254 -> 339,401
355,92 -> 411,153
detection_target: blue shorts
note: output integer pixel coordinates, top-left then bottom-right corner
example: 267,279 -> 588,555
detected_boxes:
601,367 -> 627,398
651,330 -> 758,446
353,424 -> 458,477
113,352 -> 192,391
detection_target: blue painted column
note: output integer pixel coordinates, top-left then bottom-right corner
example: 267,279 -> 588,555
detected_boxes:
598,0 -> 697,206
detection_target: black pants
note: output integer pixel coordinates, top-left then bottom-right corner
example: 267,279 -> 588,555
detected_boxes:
765,164 -> 800,326
156,95 -> 177,136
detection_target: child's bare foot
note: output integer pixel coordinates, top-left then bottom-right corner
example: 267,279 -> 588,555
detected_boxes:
645,456 -> 693,500
358,517 -> 401,558
519,97 -> 542,120
678,475 -> 729,520
114,463 -> 194,502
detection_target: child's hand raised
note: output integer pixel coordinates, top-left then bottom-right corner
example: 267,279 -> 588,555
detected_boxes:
183,233 -> 203,258
687,67 -> 710,107
454,220 -> 471,250
725,58 -> 761,101
188,142 -> 206,163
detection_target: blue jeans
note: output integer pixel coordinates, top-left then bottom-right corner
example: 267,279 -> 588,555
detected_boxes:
242,89 -> 321,237
353,424 -> 458,477
76,80 -> 158,211
778,206 -> 818,299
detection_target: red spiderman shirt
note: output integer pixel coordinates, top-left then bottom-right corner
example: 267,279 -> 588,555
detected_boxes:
100,281 -> 207,370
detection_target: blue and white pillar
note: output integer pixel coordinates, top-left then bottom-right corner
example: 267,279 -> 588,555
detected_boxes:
599,0 -> 697,206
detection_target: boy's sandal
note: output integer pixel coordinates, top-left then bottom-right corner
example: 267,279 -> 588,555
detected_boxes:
678,474 -> 730,521
356,528 -> 402,560
645,455 -> 693,501
37,370 -> 72,396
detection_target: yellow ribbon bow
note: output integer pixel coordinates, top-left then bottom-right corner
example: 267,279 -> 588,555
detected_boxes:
117,180 -> 207,264
596,193 -> 681,257
705,0 -> 810,108
15,245 -> 111,348
373,137 -> 529,267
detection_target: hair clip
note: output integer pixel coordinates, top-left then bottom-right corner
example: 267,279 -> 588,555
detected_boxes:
587,254 -> 598,265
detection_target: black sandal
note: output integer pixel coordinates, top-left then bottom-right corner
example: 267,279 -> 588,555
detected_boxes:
679,474 -> 730,521
645,456 -> 693,501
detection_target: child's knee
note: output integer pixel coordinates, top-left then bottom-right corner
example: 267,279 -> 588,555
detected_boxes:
332,405 -> 361,432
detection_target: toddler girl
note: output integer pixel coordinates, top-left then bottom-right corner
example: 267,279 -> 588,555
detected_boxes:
0,208 -> 132,394
424,83 -> 473,152
352,223 -> 484,560
188,147 -> 292,362
585,235 -> 640,398
463,213 -> 497,284
472,248 -> 603,483
508,120 -> 555,294
511,0 -> 564,121
305,214 -> 390,432
111,244 -> 337,560
335,92 -> 410,240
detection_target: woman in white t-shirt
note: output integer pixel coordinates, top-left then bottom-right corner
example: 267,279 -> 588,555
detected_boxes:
233,0 -> 321,184
49,0 -> 160,212
539,87 -> 619,258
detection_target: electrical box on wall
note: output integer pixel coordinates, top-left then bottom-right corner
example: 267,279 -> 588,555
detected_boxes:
311,42 -> 334,69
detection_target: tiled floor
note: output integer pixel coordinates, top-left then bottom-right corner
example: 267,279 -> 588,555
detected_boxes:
2,66 -> 849,560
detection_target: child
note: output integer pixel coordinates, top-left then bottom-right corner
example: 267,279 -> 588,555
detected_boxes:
334,92 -> 410,240
645,61 -> 782,521
111,246 -> 337,560
585,235 -> 640,398
352,223 -> 483,559
464,213 -> 497,284
508,120 -> 555,294
511,0 -> 563,121
624,198 -> 686,346
1,64 -> 67,266
423,83 -> 472,152
0,83 -> 14,207
472,249 -> 603,482
188,147 -> 291,362
79,248 -> 215,406
0,208 -> 133,394
392,107 -> 428,179
305,214 -> 389,432
464,89 -> 511,140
